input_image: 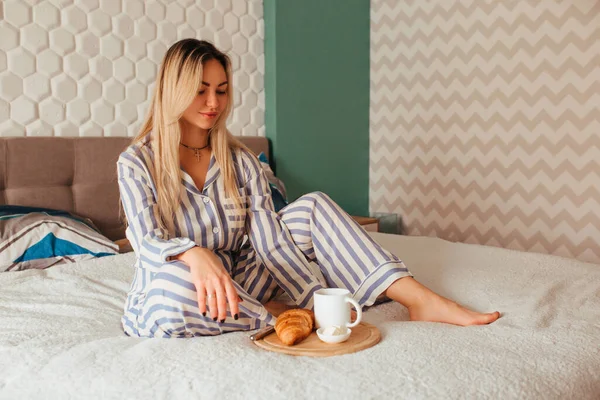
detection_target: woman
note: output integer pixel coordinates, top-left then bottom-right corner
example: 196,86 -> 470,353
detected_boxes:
118,39 -> 500,338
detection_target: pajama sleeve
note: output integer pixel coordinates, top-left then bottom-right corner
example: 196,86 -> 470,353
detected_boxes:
117,152 -> 197,272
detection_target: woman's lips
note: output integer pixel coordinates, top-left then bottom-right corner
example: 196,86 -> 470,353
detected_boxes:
200,112 -> 217,119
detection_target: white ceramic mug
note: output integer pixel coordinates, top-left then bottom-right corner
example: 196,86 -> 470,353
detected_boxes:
314,288 -> 362,329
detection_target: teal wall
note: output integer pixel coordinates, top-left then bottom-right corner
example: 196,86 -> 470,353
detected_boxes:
264,0 -> 370,216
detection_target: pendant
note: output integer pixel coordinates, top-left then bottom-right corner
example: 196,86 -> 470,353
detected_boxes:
194,149 -> 201,162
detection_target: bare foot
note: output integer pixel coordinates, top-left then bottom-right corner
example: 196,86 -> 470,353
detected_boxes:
408,294 -> 500,326
263,301 -> 296,317
385,277 -> 500,326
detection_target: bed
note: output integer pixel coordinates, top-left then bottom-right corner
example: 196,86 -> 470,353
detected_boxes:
1,137 -> 599,399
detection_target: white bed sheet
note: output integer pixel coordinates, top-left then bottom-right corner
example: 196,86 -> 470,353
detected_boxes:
1,233 -> 599,400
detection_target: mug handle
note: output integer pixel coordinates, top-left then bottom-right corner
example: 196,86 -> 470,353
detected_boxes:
345,297 -> 362,328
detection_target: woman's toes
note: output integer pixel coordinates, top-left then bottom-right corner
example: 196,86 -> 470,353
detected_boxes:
471,311 -> 500,325
486,311 -> 501,323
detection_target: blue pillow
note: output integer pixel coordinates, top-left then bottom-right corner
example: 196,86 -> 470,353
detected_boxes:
257,152 -> 268,163
0,206 -> 118,272
257,152 -> 289,212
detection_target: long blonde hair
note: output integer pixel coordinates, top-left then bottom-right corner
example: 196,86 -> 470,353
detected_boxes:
133,39 -> 246,234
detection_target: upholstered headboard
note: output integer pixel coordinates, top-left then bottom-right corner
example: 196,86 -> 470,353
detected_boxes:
0,136 -> 270,241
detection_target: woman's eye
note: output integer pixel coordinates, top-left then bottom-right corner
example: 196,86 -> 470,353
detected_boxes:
198,90 -> 226,95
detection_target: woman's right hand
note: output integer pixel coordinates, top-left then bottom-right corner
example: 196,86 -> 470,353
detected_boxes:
174,247 -> 240,322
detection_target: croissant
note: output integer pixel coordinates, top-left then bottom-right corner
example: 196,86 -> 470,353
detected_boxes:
274,308 -> 315,346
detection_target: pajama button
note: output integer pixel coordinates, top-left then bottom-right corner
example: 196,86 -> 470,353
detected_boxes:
203,197 -> 210,203
213,227 -> 220,233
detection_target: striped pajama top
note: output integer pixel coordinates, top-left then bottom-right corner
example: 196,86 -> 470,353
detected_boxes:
117,139 -> 324,329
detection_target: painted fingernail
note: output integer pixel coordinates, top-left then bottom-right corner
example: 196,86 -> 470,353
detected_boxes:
213,317 -> 217,321
202,312 -> 206,317
220,319 -> 225,323
234,314 -> 239,320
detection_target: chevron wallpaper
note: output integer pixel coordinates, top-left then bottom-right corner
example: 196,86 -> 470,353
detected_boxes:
370,0 -> 600,263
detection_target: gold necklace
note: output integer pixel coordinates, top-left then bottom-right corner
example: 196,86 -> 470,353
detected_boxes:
180,142 -> 209,162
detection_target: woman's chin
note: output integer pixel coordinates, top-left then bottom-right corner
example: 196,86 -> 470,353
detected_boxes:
191,122 -> 216,131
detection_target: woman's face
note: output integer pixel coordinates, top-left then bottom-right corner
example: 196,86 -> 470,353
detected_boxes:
180,58 -> 228,131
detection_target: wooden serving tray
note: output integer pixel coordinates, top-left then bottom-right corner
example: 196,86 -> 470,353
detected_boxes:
253,322 -> 381,357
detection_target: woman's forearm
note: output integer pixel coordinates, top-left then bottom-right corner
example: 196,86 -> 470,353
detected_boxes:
171,245 -> 208,265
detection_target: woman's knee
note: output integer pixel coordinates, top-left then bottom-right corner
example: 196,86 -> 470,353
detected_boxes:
296,191 -> 333,205
279,192 -> 334,217
141,262 -> 199,337
140,292 -> 221,338
298,192 -> 345,216
150,261 -> 194,291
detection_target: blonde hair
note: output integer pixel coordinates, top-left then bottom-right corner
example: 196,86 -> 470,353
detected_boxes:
132,39 -> 247,234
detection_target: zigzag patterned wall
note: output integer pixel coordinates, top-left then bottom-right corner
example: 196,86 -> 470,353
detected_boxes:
370,0 -> 600,263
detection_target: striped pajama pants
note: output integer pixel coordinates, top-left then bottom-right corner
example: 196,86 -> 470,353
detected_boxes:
130,192 -> 412,338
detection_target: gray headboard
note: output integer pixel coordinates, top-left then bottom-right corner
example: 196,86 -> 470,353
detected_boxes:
0,136 -> 270,241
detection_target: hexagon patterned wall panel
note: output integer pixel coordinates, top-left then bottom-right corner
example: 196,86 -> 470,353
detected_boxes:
0,0 -> 265,137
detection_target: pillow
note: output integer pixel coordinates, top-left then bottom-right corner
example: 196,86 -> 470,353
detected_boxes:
0,206 -> 119,272
257,152 -> 289,212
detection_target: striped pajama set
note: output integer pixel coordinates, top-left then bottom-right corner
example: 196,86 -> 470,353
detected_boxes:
117,140 -> 412,338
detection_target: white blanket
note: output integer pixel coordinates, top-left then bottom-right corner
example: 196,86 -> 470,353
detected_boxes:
1,233 -> 599,400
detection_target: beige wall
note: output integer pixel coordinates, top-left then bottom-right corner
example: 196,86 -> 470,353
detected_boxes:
370,0 -> 600,263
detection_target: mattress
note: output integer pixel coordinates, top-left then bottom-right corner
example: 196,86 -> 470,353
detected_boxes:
1,233 -> 599,399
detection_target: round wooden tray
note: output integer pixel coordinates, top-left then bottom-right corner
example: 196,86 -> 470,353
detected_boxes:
253,322 -> 381,357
